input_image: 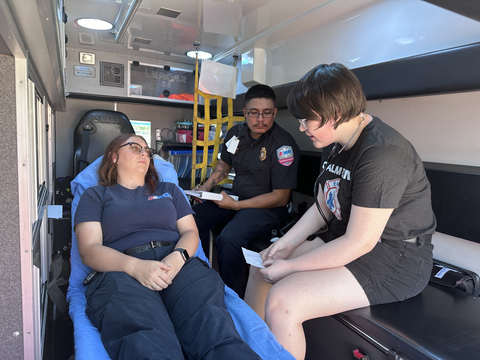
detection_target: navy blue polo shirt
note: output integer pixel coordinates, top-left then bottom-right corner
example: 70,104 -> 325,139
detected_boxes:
74,182 -> 194,252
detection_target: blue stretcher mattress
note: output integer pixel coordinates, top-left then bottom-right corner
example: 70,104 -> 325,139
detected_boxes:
66,156 -> 294,360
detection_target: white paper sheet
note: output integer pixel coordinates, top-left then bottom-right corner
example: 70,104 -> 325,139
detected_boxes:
184,190 -> 223,201
242,247 -> 265,268
184,190 -> 238,201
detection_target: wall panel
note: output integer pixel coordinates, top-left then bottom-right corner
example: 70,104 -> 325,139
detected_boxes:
0,53 -> 23,359
275,90 -> 480,167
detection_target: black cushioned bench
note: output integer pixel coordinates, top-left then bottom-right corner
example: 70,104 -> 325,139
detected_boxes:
304,282 -> 480,359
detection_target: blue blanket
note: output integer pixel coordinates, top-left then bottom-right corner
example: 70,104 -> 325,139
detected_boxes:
66,156 -> 294,360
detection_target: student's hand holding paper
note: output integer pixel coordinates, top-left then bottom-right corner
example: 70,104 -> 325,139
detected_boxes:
260,257 -> 294,284
261,236 -> 294,262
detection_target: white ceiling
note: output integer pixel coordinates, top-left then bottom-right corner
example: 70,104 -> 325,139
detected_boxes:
64,0 -> 378,66
4,0 -> 480,109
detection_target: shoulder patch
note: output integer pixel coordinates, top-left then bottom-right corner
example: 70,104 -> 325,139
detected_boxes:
276,145 -> 294,166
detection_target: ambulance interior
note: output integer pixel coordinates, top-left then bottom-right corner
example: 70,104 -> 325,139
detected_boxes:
1,0 -> 480,359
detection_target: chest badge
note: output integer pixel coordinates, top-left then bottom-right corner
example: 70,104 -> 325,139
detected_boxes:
259,147 -> 267,161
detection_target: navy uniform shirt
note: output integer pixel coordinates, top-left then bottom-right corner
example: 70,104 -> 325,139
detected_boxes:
221,122 -> 300,200
75,182 -> 194,252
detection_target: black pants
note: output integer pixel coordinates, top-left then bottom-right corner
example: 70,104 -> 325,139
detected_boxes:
85,246 -> 261,360
193,201 -> 285,297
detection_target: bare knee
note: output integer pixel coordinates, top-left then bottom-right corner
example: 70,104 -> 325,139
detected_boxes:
265,285 -> 297,328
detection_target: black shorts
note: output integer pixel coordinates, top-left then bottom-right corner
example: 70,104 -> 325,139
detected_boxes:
344,240 -> 434,306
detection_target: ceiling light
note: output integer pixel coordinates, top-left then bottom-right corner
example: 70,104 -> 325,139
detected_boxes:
186,50 -> 213,60
75,18 -> 114,31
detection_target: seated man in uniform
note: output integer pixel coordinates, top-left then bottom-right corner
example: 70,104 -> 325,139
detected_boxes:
193,84 -> 300,298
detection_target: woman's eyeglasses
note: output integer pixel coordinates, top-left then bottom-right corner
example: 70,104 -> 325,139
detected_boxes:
298,119 -> 308,129
119,142 -> 156,158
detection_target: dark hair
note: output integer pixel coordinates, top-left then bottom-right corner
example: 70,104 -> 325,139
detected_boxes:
245,84 -> 276,107
98,133 -> 160,194
287,63 -> 366,129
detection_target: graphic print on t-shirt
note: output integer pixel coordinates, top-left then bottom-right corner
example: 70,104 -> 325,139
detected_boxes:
324,178 -> 342,220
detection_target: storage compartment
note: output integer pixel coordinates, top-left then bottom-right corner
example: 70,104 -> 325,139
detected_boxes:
167,149 -> 213,178
128,62 -> 195,102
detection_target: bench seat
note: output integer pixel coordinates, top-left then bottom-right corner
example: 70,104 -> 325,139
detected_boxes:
304,282 -> 480,359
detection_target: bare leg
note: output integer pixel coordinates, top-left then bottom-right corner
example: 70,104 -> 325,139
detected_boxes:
265,266 -> 369,360
244,266 -> 272,320
245,239 -> 324,320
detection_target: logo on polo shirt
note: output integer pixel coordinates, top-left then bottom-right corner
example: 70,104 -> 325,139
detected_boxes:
277,145 -> 294,166
148,193 -> 172,201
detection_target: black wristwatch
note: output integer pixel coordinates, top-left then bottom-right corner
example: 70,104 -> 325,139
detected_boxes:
173,248 -> 189,262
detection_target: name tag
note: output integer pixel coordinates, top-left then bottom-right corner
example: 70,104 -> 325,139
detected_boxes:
226,135 -> 239,154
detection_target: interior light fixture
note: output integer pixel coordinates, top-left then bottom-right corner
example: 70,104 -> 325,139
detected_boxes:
75,18 -> 114,31
186,50 -> 213,60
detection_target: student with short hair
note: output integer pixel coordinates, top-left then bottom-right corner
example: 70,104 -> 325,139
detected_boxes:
245,63 -> 436,360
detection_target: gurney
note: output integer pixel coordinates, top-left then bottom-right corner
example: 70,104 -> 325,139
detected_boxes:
66,156 -> 294,360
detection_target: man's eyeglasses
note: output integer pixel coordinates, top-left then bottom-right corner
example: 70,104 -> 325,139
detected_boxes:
298,119 -> 308,129
119,142 -> 156,158
247,110 -> 274,119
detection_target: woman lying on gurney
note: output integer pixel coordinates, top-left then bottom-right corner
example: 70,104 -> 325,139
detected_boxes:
74,133 -> 261,360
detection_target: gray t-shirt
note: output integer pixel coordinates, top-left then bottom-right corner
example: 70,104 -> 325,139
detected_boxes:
74,182 -> 194,252
320,117 -> 436,242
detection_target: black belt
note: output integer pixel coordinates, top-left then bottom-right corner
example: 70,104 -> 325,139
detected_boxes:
404,234 -> 432,246
382,234 -> 432,246
123,241 -> 174,255
417,234 -> 433,246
